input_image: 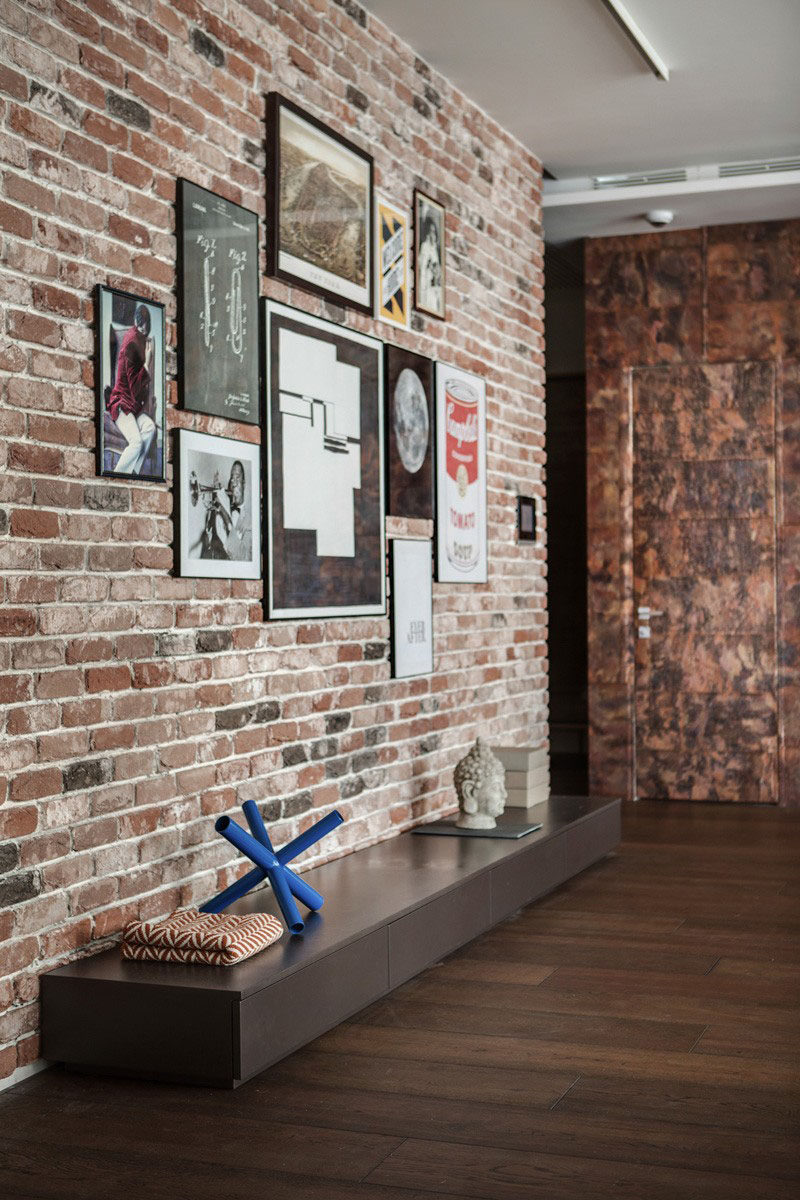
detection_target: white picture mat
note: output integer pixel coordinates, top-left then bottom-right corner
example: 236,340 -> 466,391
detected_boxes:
264,300 -> 385,619
375,193 -> 409,329
178,429 -> 261,578
435,361 -> 488,583
391,539 -> 433,678
278,106 -> 370,307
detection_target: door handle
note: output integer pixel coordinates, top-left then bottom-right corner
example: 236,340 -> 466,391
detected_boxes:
637,606 -> 664,638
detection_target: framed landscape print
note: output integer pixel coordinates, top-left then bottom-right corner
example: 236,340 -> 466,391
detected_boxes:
434,361 -> 487,583
176,429 -> 260,579
267,93 -> 373,313
264,300 -> 385,618
96,284 -> 166,482
414,189 -> 445,319
390,538 -> 434,678
375,195 -> 409,329
177,179 -> 259,424
385,345 -> 433,519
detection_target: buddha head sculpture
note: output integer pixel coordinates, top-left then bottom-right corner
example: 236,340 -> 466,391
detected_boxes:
453,738 -> 507,829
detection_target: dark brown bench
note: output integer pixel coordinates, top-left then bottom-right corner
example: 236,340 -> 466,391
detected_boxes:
41,795 -> 620,1088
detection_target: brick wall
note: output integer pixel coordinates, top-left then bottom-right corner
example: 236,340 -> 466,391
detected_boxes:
0,0 -> 546,1086
585,220 -> 799,805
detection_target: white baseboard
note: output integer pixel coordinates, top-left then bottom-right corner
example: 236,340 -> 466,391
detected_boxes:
0,1057 -> 49,1094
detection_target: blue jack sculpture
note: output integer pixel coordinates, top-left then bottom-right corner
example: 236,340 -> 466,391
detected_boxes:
200,801 -> 343,934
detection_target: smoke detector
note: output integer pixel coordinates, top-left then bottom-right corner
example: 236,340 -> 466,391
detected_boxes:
645,209 -> 674,227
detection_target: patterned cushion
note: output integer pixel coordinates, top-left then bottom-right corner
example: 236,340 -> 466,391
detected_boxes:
121,908 -> 283,966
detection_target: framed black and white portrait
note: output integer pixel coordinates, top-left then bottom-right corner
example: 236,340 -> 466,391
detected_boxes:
385,345 -> 433,520
390,538 -> 433,679
414,189 -> 445,320
177,179 -> 259,424
96,284 -> 166,482
176,430 -> 260,579
435,361 -> 487,583
267,93 -> 373,313
264,300 -> 385,619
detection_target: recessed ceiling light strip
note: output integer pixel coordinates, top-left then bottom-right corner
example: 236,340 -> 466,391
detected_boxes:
599,0 -> 670,81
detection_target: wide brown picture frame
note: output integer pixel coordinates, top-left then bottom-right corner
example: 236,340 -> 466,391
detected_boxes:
267,92 -> 374,315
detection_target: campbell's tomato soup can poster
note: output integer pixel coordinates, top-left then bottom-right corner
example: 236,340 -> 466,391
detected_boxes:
435,363 -> 487,583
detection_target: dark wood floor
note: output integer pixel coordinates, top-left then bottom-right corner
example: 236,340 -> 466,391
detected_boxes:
2,800 -> 799,1199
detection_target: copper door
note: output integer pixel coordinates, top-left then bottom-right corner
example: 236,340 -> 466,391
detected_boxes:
632,362 -> 779,802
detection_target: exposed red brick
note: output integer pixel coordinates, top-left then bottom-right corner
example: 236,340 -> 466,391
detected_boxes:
10,510 -> 60,540
10,767 -> 62,802
85,665 -> 132,693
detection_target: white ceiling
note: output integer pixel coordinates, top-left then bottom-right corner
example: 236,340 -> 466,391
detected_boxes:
362,0 -> 800,241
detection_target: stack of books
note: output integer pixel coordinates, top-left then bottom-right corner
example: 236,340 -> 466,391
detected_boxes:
495,746 -> 550,809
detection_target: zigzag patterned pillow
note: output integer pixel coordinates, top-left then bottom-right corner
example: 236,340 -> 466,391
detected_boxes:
121,908 -> 283,966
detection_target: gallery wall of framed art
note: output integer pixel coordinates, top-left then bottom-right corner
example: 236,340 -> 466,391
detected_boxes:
434,360 -> 488,583
267,92 -> 374,314
177,179 -> 260,425
95,284 -> 166,483
263,299 -> 385,619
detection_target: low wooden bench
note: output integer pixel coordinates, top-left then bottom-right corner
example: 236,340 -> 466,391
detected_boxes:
41,795 -> 620,1088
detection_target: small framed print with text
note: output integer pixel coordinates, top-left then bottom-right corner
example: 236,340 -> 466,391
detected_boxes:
390,538 -> 433,678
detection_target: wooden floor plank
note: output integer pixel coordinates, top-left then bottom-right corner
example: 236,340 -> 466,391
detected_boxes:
365,1136 -> 800,1200
353,993 -> 708,1053
314,1021 -> 800,1089
232,1081 -> 800,1180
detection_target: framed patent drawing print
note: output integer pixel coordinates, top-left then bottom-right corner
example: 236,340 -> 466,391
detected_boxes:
385,345 -> 433,520
390,538 -> 434,678
177,179 -> 259,424
96,284 -> 166,482
375,195 -> 409,329
267,93 -> 373,313
263,300 -> 385,618
434,361 -> 487,583
176,429 -> 261,579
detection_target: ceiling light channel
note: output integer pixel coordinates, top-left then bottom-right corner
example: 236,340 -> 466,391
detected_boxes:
599,0 -> 670,81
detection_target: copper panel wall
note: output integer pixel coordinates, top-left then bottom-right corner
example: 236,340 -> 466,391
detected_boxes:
585,220 -> 800,806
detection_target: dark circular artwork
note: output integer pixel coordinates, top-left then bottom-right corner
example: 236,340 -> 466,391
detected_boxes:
393,368 -> 429,474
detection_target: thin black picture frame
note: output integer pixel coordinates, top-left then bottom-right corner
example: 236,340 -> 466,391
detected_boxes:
95,283 -> 166,483
176,177 -> 260,425
389,538 -> 434,679
384,344 -> 435,520
517,495 -> 537,542
414,188 -> 446,321
174,427 -> 261,579
263,298 -> 386,620
266,91 -> 374,315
